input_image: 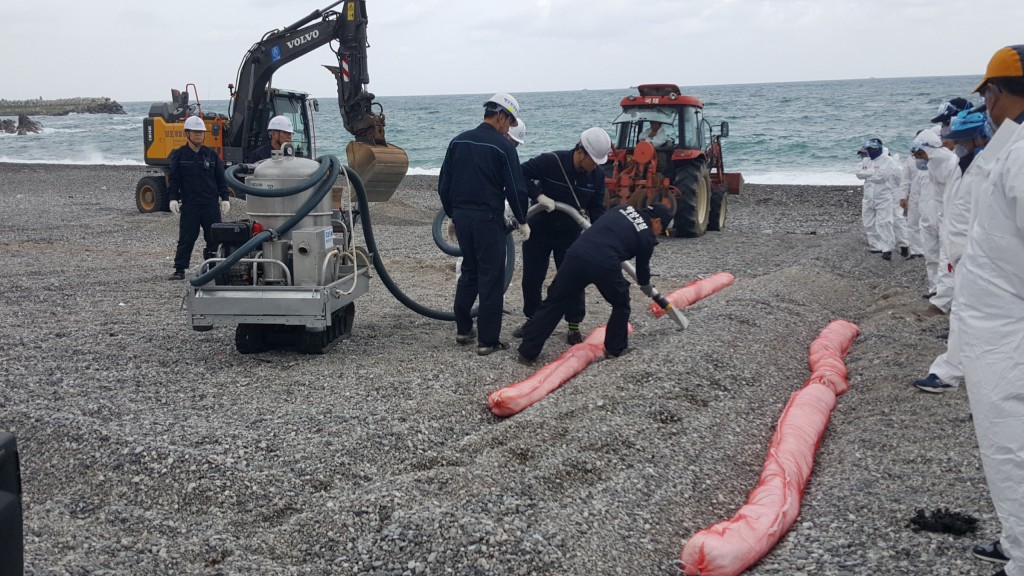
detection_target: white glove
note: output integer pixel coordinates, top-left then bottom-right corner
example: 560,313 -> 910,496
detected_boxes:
169,200 -> 180,215
220,200 -> 231,217
517,222 -> 531,242
536,194 -> 556,212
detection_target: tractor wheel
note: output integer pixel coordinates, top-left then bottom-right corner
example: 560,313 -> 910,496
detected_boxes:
707,188 -> 728,232
671,161 -> 711,238
135,176 -> 168,213
235,324 -> 269,354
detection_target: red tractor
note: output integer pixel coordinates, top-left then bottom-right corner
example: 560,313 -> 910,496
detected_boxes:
604,84 -> 743,237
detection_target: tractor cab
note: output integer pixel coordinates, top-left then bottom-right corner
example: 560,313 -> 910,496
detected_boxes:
604,84 -> 740,238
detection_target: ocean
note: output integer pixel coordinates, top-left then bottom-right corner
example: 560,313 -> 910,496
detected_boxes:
0,75 -> 982,185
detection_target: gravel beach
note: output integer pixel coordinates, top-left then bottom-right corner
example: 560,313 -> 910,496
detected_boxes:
0,163 -> 998,575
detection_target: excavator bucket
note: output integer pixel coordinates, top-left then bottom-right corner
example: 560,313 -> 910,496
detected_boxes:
346,141 -> 409,202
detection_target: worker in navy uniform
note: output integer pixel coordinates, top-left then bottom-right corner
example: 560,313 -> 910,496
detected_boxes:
513,127 -> 613,346
246,115 -> 294,163
167,115 -> 230,280
517,203 -> 672,364
438,93 -> 530,356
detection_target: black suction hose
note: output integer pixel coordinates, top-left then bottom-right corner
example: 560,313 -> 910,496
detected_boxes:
345,166 -> 515,321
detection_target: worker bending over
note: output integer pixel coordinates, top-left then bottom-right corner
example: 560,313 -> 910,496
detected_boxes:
517,203 -> 672,364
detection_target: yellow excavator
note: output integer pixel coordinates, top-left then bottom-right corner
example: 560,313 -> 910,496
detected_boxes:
135,0 -> 408,212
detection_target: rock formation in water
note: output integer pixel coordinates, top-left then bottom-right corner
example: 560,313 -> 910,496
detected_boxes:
0,97 -> 126,116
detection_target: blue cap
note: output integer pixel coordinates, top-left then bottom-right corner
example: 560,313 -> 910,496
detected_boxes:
944,109 -> 989,141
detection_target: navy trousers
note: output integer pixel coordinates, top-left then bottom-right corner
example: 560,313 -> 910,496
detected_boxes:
173,203 -> 221,271
453,214 -> 506,347
518,256 -> 631,360
521,231 -> 585,323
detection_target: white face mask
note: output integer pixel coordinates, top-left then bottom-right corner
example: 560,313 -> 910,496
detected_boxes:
953,144 -> 970,158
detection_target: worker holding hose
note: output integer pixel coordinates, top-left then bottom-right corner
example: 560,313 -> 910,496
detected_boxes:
516,203 -> 672,364
439,93 -> 530,356
512,127 -> 611,346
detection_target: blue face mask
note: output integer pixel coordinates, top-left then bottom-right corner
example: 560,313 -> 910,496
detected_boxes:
953,144 -> 970,158
915,158 -> 929,171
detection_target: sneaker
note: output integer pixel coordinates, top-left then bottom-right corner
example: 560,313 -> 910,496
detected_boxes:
516,353 -> 536,366
900,246 -> 910,258
566,329 -> 583,345
882,251 -> 892,261
477,341 -> 510,356
915,373 -> 954,393
973,540 -> 1009,564
511,322 -> 529,339
167,269 -> 185,280
455,329 -> 476,345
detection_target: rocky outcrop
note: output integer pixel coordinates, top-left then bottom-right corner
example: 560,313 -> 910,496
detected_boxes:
0,97 -> 125,116
1,115 -> 42,135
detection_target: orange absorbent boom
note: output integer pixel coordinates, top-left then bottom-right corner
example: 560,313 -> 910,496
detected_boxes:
487,325 -> 632,417
649,273 -> 735,318
677,320 -> 860,576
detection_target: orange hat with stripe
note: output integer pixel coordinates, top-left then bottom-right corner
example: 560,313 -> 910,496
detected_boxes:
974,45 -> 1024,93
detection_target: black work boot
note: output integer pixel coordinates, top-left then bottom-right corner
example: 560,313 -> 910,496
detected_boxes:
881,251 -> 892,261
900,246 -> 910,258
167,269 -> 185,280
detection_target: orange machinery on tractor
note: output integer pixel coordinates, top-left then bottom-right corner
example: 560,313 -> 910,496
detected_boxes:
604,84 -> 743,237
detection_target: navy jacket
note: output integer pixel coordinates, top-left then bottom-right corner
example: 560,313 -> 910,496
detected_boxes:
246,143 -> 272,163
438,123 -> 528,224
566,205 -> 658,285
522,150 -> 606,233
168,145 -> 228,205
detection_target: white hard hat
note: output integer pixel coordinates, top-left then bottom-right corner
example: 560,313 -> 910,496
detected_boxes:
268,115 -> 294,133
184,115 -> 206,131
580,127 -> 612,164
507,118 -> 526,144
484,93 -> 520,126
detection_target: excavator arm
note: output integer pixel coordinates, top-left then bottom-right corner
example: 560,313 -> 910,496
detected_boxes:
225,0 -> 407,199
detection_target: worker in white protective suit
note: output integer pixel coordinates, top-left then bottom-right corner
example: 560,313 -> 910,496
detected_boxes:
889,150 -> 910,258
955,44 -> 1024,576
910,129 -> 958,299
913,109 -> 992,394
854,138 -> 900,259
897,130 -> 931,260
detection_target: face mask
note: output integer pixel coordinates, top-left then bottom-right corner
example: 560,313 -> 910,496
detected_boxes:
915,158 -> 929,171
953,144 -> 970,158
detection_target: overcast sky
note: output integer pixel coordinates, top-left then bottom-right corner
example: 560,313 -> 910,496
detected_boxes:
5,0 -> 1022,102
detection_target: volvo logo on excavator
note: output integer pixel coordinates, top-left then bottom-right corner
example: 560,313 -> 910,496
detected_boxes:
286,30 -> 319,49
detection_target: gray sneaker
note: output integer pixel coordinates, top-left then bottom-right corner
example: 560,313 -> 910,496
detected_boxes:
973,540 -> 1009,564
455,329 -> 476,345
477,341 -> 510,356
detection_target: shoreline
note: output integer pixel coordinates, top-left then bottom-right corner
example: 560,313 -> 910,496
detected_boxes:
0,162 -> 860,190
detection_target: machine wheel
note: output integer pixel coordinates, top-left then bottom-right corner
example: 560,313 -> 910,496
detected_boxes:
707,188 -> 728,232
235,324 -> 269,354
432,209 -> 461,257
671,161 -> 711,238
297,304 -> 355,355
135,176 -> 169,213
